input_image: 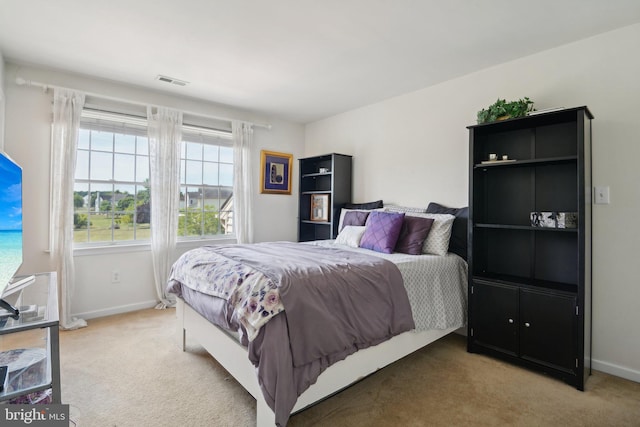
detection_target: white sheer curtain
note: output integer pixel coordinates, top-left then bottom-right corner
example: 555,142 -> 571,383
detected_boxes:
232,121 -> 254,244
50,88 -> 87,330
148,107 -> 182,309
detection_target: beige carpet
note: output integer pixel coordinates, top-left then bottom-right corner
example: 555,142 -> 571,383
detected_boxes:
60,308 -> 640,426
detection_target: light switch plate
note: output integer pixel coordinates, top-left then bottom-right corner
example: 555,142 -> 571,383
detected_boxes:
594,186 -> 610,204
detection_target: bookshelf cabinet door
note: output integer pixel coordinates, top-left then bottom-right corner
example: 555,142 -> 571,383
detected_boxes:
520,289 -> 577,373
471,281 -> 518,356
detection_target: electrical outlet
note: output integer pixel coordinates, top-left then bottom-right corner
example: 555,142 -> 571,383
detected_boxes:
594,186 -> 610,204
111,270 -> 121,283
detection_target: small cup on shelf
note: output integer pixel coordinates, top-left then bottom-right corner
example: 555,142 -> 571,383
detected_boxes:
489,153 -> 497,161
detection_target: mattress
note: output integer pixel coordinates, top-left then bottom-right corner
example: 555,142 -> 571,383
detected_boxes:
308,240 -> 468,331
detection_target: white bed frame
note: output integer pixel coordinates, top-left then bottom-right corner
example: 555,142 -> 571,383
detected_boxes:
176,298 -> 456,426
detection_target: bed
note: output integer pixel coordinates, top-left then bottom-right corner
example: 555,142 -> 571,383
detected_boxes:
167,204 -> 468,426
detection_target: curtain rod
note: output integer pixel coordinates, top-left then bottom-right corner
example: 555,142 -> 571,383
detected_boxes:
14,76 -> 272,130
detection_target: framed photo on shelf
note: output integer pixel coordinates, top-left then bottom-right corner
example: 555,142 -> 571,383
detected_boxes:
310,194 -> 330,222
260,150 -> 293,194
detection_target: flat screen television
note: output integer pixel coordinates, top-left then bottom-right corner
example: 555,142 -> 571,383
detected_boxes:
0,151 -> 33,317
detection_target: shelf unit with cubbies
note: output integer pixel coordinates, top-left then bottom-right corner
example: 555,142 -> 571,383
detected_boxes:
467,107 -> 593,390
298,153 -> 352,241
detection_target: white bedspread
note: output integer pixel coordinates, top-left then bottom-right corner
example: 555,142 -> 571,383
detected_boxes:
308,241 -> 468,331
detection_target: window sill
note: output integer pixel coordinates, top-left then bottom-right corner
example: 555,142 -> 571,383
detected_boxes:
73,242 -> 151,256
176,237 -> 238,250
73,236 -> 238,257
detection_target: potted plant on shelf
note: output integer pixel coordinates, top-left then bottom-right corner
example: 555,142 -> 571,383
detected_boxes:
477,97 -> 534,124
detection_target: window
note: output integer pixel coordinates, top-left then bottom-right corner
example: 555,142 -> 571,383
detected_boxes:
73,109 -> 234,246
179,127 -> 234,238
74,111 -> 150,244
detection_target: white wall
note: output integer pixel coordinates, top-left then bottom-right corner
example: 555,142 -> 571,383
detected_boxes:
0,50 -> 5,152
306,24 -> 640,383
3,62 -> 304,319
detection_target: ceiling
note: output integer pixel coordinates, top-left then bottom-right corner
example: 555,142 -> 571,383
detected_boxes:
1,1 -> 640,124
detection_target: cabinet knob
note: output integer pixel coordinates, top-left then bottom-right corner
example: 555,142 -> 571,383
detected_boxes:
524,322 -> 531,328
508,318 -> 514,324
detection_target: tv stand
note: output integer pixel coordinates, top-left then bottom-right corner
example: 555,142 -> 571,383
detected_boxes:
0,272 -> 60,404
0,299 -> 19,320
3,275 -> 35,297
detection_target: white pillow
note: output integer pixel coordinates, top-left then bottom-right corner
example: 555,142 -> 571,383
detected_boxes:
403,212 -> 455,256
335,226 -> 367,248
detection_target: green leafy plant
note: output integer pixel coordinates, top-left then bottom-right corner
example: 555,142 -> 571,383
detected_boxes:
477,97 -> 534,124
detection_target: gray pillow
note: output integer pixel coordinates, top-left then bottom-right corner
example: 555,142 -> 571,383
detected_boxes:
426,202 -> 469,260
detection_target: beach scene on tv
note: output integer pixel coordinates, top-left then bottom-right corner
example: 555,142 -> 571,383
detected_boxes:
0,153 -> 23,290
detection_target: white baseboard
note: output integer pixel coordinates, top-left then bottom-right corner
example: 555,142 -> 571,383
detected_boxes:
453,328 -> 639,385
454,326 -> 467,336
592,358 -> 640,384
72,300 -> 159,320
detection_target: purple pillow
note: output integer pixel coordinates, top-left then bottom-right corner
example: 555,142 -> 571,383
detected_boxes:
341,210 -> 370,231
360,211 -> 405,254
395,216 -> 435,255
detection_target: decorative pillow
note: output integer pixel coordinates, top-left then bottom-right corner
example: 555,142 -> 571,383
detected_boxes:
384,204 -> 428,214
344,200 -> 384,210
426,203 -> 469,260
420,213 -> 455,256
341,210 -> 370,231
337,207 -> 385,232
359,211 -> 405,254
400,212 -> 455,255
394,216 -> 435,255
335,226 -> 366,248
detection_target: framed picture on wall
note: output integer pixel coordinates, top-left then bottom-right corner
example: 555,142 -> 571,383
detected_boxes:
310,194 -> 330,222
260,150 -> 293,194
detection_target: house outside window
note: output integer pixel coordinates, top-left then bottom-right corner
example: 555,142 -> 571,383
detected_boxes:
74,111 -> 150,245
179,127 -> 234,238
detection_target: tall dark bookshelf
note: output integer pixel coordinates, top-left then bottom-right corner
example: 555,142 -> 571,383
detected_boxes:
298,153 -> 352,241
467,107 -> 593,390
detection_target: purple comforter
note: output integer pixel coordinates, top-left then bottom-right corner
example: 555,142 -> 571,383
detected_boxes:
167,242 -> 415,426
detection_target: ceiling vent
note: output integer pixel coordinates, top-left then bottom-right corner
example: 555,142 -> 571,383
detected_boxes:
156,75 -> 189,87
